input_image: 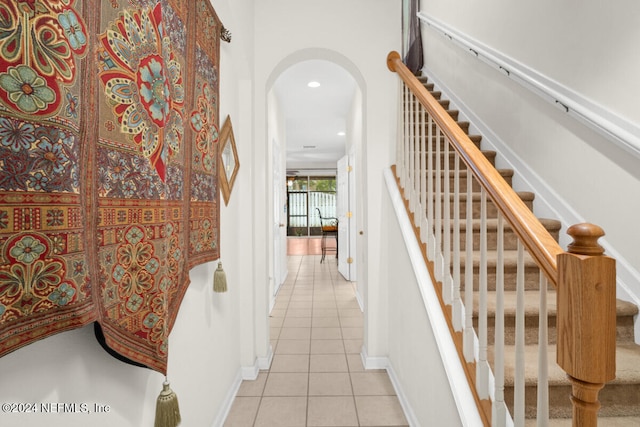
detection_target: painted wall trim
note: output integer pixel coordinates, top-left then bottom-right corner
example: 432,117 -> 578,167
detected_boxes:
241,344 -> 273,380
355,289 -> 364,312
384,168 -> 484,426
418,12 -> 640,161
211,370 -> 243,427
360,345 -> 389,370
386,363 -> 419,427
258,344 -> 274,371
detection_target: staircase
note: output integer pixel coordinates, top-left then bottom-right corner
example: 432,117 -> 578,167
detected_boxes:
415,74 -> 640,425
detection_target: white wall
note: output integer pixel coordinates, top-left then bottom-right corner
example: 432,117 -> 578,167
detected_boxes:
424,0 -> 640,125
0,1 -> 256,426
420,0 -> 640,304
266,88 -> 288,310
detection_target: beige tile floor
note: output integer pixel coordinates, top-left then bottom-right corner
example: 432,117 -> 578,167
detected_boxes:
224,253 -> 409,427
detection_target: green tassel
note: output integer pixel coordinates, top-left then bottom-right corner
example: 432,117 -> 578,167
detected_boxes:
154,380 -> 181,427
213,261 -> 227,293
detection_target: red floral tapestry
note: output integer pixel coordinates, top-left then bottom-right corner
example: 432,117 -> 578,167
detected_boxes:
0,0 -> 221,374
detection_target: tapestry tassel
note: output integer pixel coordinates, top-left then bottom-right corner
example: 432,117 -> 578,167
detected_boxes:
154,379 -> 181,427
213,261 -> 227,293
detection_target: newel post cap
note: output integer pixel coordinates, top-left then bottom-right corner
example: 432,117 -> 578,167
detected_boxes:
387,51 -> 402,72
566,223 -> 605,256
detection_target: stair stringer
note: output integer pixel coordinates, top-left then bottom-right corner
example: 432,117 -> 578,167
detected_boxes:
384,168 -> 489,427
420,64 -> 640,343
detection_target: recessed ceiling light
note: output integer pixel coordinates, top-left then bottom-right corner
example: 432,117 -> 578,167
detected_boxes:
337,131 -> 346,136
307,81 -> 321,88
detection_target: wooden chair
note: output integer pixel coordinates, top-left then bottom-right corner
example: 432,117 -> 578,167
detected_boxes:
316,208 -> 338,263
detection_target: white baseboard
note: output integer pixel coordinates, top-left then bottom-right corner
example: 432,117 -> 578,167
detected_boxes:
360,345 -> 389,370
240,364 -> 259,380
211,369 -> 243,427
241,344 -> 274,380
359,347 -> 419,425
355,289 -> 364,312
258,344 -> 274,371
215,345 -> 274,427
385,364 -> 419,427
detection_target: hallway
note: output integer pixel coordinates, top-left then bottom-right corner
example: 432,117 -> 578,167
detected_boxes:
224,244 -> 409,426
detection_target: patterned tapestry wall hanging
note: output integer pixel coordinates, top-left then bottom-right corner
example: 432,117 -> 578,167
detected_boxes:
0,0 -> 221,375
0,0 -> 98,357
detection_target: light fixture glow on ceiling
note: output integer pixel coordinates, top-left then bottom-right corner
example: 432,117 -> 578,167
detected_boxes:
337,131 -> 346,136
307,81 -> 321,88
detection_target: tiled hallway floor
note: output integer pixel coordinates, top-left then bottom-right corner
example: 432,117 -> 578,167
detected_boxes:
224,253 -> 409,426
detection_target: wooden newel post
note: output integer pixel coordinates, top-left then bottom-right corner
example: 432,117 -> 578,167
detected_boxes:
557,223 -> 616,427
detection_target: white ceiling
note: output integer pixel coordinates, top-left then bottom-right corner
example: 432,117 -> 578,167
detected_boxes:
273,60 -> 357,175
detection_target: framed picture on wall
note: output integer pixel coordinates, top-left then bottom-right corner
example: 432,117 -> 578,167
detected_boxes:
218,115 -> 240,205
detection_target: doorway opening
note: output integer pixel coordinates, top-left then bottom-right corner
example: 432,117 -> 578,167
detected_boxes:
286,175 -> 337,237
267,51 -> 365,302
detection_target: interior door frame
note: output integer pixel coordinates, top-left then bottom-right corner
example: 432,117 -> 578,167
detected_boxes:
337,153 -> 356,281
272,137 -> 287,309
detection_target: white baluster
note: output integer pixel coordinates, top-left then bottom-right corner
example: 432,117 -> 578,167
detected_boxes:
514,241 -> 526,423
434,127 -> 443,282
420,103 -> 428,245
463,167 -> 475,363
396,83 -> 404,181
493,214 -> 506,426
408,91 -> 415,212
443,138 -> 452,305
477,188 -> 489,399
402,84 -> 409,189
399,85 -> 404,186
414,96 -> 421,214
537,274 -> 549,426
452,154 -> 463,332
427,115 -> 435,258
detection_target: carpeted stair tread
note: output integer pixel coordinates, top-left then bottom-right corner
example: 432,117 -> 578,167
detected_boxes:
451,218 -> 561,250
457,121 -> 470,133
475,290 -> 556,317
468,134 -> 482,144
433,168 -> 515,192
431,149 -> 495,166
479,291 -> 638,319
454,217 -> 560,232
433,168 -> 513,179
498,343 -> 640,418
419,120 -> 471,133
497,343 -> 640,387
460,249 -> 543,268
474,291 -> 637,345
525,417 -> 640,427
413,133 -> 482,149
444,191 -> 535,204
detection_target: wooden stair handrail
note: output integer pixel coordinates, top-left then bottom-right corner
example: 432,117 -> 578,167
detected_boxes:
389,51 -> 617,426
387,51 -> 564,286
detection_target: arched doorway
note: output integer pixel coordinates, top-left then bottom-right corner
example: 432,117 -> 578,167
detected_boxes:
265,49 -> 366,309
